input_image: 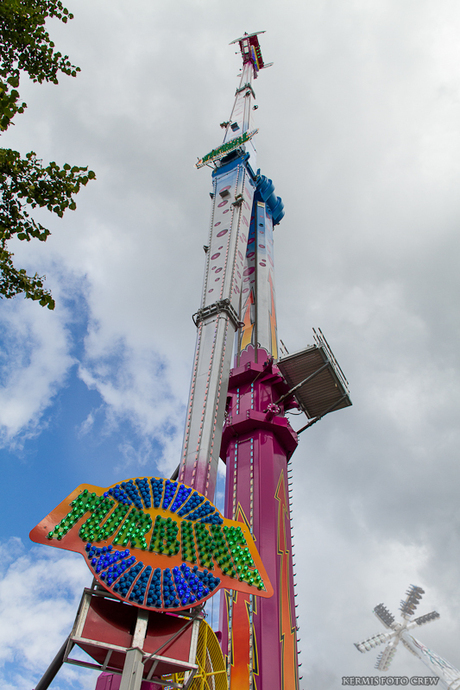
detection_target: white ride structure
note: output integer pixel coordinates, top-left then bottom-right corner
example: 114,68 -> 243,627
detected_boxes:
355,585 -> 460,690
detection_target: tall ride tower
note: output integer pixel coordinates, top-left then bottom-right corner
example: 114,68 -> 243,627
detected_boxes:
177,32 -> 275,499
31,33 -> 351,690
180,32 -> 351,689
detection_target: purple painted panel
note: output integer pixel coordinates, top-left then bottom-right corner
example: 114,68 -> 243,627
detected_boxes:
220,350 -> 300,690
96,673 -> 158,689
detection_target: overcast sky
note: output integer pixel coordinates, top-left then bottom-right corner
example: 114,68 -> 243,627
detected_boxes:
1,1 -> 460,689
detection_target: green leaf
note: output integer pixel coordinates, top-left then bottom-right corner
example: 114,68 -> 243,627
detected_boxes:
0,1 -> 95,310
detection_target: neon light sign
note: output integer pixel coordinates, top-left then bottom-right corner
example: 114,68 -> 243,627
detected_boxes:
30,477 -> 273,611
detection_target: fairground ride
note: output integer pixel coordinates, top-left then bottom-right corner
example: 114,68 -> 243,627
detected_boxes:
31,32 -> 351,690
355,585 -> 460,690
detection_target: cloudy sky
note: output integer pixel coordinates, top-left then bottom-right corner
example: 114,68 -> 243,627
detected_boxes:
1,1 -> 460,688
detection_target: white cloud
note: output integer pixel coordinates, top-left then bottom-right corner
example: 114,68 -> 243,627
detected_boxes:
0,297 -> 74,447
0,539 -> 96,689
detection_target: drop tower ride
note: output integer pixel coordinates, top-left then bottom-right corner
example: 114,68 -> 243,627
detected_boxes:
179,31 -> 299,689
31,32 -> 351,690
179,31 -> 351,689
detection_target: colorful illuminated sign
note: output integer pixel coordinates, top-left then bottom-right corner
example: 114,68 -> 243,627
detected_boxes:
30,477 -> 273,612
195,129 -> 258,169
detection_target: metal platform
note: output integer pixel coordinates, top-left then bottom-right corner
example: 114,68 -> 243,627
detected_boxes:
277,328 -> 351,422
34,586 -> 202,690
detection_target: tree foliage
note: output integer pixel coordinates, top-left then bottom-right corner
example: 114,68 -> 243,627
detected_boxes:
0,0 -> 95,309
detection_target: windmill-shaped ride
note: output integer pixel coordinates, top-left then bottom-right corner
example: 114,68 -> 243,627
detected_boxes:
355,585 -> 460,690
